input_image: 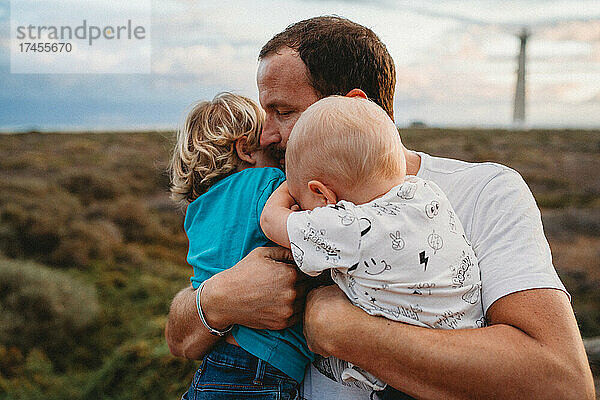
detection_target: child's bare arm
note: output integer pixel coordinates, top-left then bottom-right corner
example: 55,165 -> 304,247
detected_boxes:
260,182 -> 295,248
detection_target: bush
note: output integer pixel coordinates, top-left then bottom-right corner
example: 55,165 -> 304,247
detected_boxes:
0,258 -> 99,368
81,339 -> 197,400
0,185 -> 82,260
49,219 -> 124,267
99,197 -> 167,243
59,170 -> 128,205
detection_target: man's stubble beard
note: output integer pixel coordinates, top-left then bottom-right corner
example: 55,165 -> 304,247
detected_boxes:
265,143 -> 286,172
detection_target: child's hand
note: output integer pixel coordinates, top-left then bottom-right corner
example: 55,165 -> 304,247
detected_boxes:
261,181 -> 297,248
269,181 -> 297,211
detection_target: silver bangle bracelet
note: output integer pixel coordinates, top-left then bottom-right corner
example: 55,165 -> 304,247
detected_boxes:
195,280 -> 233,337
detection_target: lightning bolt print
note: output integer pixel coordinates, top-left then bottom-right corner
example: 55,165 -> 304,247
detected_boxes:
419,251 -> 429,271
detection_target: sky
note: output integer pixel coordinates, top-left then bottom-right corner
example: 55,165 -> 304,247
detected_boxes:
1,0 -> 600,131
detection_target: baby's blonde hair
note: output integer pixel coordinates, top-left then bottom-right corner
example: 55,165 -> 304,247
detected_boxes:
169,92 -> 264,205
286,96 -> 405,191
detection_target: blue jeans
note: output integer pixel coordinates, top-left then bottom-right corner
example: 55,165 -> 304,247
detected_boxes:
182,342 -> 300,400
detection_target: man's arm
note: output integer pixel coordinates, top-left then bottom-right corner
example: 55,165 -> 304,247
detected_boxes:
166,246 -> 308,359
165,285 -> 222,359
304,286 -> 595,400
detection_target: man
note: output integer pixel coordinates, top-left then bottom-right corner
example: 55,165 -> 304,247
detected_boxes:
166,16 -> 595,399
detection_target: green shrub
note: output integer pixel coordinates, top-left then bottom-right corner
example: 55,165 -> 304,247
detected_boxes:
0,186 -> 82,260
99,197 -> 167,243
59,170 -> 128,204
49,219 -> 124,268
0,258 -> 99,368
81,339 -> 197,400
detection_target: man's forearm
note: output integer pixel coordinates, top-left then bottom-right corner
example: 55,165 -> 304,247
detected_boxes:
305,287 -> 595,399
166,246 -> 307,359
330,318 -> 571,399
165,285 -> 223,359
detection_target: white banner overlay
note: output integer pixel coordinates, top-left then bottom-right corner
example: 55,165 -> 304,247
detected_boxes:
10,0 -> 151,74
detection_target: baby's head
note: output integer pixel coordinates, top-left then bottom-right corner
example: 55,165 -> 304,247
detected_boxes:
285,95 -> 406,210
170,92 -> 277,205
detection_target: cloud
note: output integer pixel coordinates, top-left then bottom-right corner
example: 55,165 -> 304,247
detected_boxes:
152,43 -> 259,93
2,0 -> 600,129
587,91 -> 600,104
538,20 -> 600,42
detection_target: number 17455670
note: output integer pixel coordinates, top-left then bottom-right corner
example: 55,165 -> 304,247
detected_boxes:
19,42 -> 72,52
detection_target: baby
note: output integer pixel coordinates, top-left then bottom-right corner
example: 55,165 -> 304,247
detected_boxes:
170,92 -> 313,399
260,96 -> 485,391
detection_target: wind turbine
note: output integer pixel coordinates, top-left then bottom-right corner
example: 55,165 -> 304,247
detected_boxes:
513,27 -> 530,123
389,3 -> 598,125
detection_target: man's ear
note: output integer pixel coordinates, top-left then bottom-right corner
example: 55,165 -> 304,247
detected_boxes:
346,88 -> 367,99
308,180 -> 338,205
235,137 -> 256,165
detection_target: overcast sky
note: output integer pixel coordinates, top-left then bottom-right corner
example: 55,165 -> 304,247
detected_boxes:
1,0 -> 599,130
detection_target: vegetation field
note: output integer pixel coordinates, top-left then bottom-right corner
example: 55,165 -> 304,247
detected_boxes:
0,128 -> 598,399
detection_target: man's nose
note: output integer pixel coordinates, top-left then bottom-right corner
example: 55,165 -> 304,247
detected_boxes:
260,117 -> 281,147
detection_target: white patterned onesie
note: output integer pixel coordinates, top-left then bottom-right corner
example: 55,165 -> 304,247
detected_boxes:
287,176 -> 485,391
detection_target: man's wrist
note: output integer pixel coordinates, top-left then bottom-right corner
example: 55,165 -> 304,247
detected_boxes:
199,276 -> 233,330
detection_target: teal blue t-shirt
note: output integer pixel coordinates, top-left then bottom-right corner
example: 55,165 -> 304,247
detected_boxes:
184,167 -> 314,383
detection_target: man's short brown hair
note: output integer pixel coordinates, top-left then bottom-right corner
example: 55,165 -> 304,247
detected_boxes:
259,16 -> 396,120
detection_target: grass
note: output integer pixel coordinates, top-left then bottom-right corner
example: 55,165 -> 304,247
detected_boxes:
0,128 -> 598,398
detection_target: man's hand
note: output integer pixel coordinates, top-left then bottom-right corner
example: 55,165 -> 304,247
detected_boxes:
166,246 -> 310,359
205,246 -> 309,330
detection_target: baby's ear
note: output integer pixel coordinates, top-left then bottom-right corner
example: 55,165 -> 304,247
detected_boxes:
308,181 -> 338,205
235,137 -> 256,165
346,88 -> 367,99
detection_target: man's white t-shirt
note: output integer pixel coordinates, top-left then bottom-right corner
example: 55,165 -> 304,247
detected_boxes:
300,152 -> 568,400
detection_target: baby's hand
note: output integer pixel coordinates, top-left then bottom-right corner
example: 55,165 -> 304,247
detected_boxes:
269,181 -> 297,211
261,181 -> 296,248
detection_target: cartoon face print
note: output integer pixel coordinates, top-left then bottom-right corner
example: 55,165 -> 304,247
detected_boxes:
427,230 -> 443,254
290,242 -> 304,268
363,258 -> 392,275
390,231 -> 405,251
397,181 -> 418,200
425,200 -> 440,219
339,212 -> 356,226
462,283 -> 481,305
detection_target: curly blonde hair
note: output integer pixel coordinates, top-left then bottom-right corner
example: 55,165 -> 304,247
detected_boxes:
169,92 -> 264,205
